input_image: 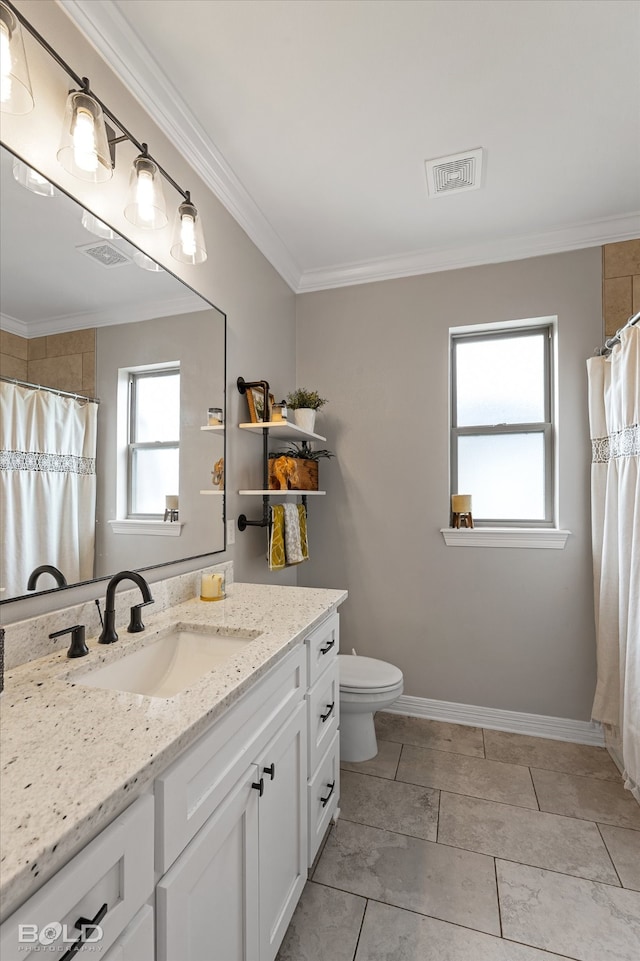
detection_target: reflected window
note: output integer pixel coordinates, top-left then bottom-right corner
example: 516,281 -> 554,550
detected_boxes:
128,367 -> 180,516
450,324 -> 554,526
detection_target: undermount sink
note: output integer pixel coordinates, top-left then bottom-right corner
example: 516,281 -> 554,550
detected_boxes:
73,625 -> 261,698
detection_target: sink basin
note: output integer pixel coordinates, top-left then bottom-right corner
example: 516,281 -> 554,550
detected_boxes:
73,625 -> 260,698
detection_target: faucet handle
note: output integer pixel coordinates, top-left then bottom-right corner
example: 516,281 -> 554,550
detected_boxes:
49,625 -> 89,659
128,599 -> 155,634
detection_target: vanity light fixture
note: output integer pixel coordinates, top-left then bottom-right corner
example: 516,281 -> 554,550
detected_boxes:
133,250 -> 164,272
0,1 -> 33,115
81,210 -> 117,240
171,194 -> 207,265
124,150 -> 168,229
12,158 -> 55,196
3,0 -> 208,266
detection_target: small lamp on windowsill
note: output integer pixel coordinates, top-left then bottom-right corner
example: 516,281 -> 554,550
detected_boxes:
451,494 -> 473,528
164,494 -> 179,522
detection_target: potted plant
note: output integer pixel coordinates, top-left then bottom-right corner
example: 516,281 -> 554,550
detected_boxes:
285,388 -> 327,433
268,442 -> 334,491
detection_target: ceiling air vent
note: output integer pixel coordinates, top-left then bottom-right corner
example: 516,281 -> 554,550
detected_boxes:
75,240 -> 133,268
424,147 -> 484,198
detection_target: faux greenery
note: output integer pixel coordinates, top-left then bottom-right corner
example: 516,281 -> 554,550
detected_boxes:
269,442 -> 334,462
285,388 -> 328,410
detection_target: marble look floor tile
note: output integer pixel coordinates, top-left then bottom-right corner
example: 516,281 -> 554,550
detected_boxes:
341,738 -> 401,779
531,768 -> 640,829
599,823 -> 640,890
313,819 -> 499,935
340,769 -> 439,841
397,743 -> 538,808
497,860 -> 640,961
484,730 -> 620,780
276,881 -> 365,961
438,792 -> 619,884
355,900 -> 573,961
375,713 -> 485,757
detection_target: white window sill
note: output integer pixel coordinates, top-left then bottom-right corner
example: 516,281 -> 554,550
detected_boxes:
109,519 -> 183,537
440,528 -> 570,549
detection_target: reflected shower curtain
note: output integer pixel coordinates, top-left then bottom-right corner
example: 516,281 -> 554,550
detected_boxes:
0,382 -> 97,597
587,324 -> 639,802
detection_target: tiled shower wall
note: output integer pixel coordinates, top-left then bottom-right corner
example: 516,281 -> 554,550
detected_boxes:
0,328 -> 96,396
603,239 -> 640,338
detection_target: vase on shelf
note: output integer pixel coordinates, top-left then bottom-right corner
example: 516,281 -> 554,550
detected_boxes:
293,408 -> 316,433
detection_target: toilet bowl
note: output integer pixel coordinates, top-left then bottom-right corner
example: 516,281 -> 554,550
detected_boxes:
339,654 -> 403,762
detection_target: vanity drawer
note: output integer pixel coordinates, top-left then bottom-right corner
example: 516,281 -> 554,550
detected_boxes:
0,795 -> 154,961
306,612 -> 339,688
307,659 -> 339,773
155,644 -> 306,874
307,732 -> 340,867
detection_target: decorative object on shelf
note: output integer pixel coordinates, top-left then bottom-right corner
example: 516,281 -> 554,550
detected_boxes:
244,382 -> 274,423
207,407 -> 223,426
451,493 -> 473,528
211,457 -> 224,490
200,570 -> 225,601
270,401 -> 287,422
269,442 -> 334,492
164,494 -> 179,522
285,388 -> 327,433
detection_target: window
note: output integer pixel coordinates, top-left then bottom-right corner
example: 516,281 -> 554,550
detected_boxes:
450,324 -> 554,527
128,367 -> 180,517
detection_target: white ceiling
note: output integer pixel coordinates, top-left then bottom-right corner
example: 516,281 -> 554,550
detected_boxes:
64,0 -> 640,292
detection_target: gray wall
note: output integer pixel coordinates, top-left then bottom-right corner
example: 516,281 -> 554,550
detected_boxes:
296,249 -> 602,720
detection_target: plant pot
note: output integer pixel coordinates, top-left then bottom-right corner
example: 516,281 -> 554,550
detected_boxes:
293,408 -> 316,433
269,457 -> 318,491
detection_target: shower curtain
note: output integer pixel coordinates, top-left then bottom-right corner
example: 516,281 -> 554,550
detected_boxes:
0,382 -> 97,598
587,324 -> 639,802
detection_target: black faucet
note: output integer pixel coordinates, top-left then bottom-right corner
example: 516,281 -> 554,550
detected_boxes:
98,571 -> 154,645
27,565 -> 67,590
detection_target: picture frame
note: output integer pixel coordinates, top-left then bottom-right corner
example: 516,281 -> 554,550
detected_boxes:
246,385 -> 275,423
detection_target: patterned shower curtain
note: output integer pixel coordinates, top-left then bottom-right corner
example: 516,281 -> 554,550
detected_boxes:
587,323 -> 639,802
0,382 -> 97,598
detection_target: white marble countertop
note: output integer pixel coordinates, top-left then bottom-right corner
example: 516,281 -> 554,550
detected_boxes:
0,582 -> 347,922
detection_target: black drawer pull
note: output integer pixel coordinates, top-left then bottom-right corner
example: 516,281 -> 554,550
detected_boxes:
60,902 -> 108,960
263,763 -> 276,780
320,780 -> 336,807
320,639 -> 335,655
252,777 -> 264,796
320,702 -> 335,723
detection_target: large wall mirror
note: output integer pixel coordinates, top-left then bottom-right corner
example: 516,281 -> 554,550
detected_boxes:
0,144 -> 226,604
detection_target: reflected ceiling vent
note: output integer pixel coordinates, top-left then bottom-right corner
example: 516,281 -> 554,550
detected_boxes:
75,240 -> 133,268
425,147 -> 484,197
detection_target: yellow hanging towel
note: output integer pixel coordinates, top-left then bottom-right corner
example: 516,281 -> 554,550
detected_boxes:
268,504 -> 286,570
268,503 -> 309,570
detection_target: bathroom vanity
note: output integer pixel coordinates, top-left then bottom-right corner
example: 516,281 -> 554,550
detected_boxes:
0,581 -> 345,961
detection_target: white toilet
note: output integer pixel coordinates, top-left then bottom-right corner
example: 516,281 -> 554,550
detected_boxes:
339,654 -> 404,762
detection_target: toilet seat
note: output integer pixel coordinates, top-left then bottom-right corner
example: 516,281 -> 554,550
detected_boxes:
338,654 -> 403,694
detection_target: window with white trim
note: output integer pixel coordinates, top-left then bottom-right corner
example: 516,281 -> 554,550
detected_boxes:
128,366 -> 180,517
450,324 -> 554,527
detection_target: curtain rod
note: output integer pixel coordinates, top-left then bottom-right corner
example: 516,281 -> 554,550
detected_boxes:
597,311 -> 640,356
0,375 -> 100,405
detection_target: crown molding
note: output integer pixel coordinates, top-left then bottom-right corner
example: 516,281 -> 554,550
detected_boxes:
58,0 -> 302,292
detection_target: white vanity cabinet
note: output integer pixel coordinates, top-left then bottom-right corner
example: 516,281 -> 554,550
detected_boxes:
155,645 -> 308,961
0,795 -> 154,961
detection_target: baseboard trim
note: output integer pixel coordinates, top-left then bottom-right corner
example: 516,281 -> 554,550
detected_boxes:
387,695 -> 604,746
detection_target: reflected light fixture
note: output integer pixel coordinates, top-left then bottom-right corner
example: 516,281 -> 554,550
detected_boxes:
12,158 -> 55,196
133,250 -> 164,272
124,150 -> 168,229
81,209 -> 117,240
57,88 -> 113,182
0,1 -> 33,114
171,194 -> 207,265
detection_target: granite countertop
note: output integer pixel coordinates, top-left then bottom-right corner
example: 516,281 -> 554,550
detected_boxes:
0,582 -> 347,922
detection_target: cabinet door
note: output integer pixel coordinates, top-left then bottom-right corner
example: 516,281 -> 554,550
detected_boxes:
157,767 -> 260,961
256,701 -> 307,961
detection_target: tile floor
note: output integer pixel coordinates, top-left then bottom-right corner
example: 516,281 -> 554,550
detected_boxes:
277,713 -> 640,961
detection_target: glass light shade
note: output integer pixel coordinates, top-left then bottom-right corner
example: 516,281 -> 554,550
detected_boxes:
133,250 -> 164,272
124,156 -> 168,229
81,210 -> 116,239
57,91 -> 112,182
12,159 -> 55,197
170,199 -> 207,265
0,2 -> 34,115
